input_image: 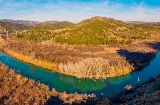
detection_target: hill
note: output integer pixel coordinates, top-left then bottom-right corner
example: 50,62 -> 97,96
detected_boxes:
42,20 -> 59,24
15,16 -> 160,44
55,16 -> 160,45
31,21 -> 74,30
16,21 -> 74,42
126,21 -> 160,25
0,21 -> 29,31
0,19 -> 40,26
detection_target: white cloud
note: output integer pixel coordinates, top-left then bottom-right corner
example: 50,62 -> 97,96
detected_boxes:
0,0 -> 160,22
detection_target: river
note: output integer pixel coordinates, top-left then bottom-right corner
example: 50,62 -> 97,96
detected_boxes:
0,51 -> 160,97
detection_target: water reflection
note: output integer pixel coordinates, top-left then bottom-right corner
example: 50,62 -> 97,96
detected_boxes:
30,65 -> 35,74
105,75 -> 131,85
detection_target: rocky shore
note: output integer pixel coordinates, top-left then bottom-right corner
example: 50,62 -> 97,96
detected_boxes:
109,75 -> 160,104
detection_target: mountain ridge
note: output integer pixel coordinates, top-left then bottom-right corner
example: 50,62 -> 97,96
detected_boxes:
54,16 -> 160,45
5,16 -> 160,44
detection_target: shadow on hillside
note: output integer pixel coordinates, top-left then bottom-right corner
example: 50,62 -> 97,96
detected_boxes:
117,49 -> 155,70
146,42 -> 160,50
117,42 -> 160,70
45,95 -> 112,105
44,96 -> 64,105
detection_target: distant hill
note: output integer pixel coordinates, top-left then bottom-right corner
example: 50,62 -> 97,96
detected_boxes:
0,19 -> 40,26
31,21 -> 74,30
42,21 -> 59,24
0,21 -> 29,31
0,19 -> 62,26
16,21 -> 74,42
126,21 -> 160,25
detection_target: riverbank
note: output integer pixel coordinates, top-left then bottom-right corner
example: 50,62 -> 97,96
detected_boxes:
109,75 -> 160,104
0,39 -> 160,79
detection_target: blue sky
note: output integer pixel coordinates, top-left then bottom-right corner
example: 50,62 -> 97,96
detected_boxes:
0,0 -> 160,23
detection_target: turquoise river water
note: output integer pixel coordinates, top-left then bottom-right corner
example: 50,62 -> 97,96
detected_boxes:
0,51 -> 160,97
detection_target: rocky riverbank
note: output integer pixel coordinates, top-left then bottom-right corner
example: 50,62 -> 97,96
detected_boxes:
109,75 -> 160,104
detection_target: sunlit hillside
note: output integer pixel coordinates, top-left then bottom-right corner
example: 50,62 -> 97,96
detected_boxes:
16,21 -> 74,42
0,21 -> 29,31
55,16 -> 160,45
17,16 -> 160,44
31,21 -> 74,30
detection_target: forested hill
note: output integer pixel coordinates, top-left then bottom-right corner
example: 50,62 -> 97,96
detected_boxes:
55,16 -> 160,45
30,21 -> 74,30
17,16 -> 160,44
16,21 -> 74,42
0,21 -> 29,31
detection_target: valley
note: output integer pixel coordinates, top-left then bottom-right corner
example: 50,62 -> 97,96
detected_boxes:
0,16 -> 160,104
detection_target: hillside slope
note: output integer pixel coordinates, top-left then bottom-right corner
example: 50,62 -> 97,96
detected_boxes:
16,21 -> 74,42
55,16 -> 160,45
0,21 -> 29,31
31,21 -> 74,30
0,19 -> 39,26
16,16 -> 160,44
0,26 -> 5,34
0,26 -> 4,31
